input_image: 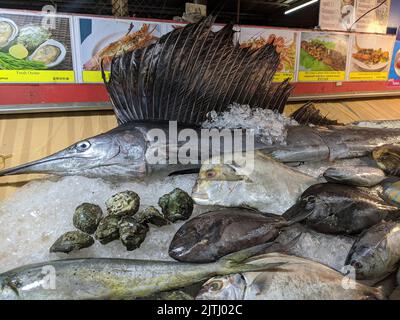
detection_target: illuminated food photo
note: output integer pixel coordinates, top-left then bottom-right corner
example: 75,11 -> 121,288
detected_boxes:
299,33 -> 348,72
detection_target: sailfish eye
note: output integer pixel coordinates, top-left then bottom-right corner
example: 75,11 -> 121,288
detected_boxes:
75,140 -> 91,152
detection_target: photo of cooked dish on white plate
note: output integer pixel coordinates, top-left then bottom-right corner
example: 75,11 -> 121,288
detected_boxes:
78,17 -> 162,72
0,12 -> 72,70
350,34 -> 394,73
239,28 -> 297,74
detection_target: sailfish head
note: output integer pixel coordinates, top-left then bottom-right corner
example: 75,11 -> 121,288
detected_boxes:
0,126 -> 147,180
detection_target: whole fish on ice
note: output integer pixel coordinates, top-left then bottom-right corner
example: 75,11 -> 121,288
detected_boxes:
196,253 -> 385,300
0,243 -> 283,300
192,150 -> 318,214
346,220 -> 400,280
283,183 -> 400,234
169,208 -> 311,263
1,18 -> 400,180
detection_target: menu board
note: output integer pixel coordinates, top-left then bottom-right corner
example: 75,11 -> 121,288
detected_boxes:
298,32 -> 349,82
319,0 -> 391,33
74,16 -> 162,83
238,27 -> 298,82
319,0 -> 356,31
355,0 -> 391,33
0,10 -> 75,83
348,33 -> 395,80
388,28 -> 400,85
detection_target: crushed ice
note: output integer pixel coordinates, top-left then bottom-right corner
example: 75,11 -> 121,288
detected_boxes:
202,103 -> 298,145
0,174 -> 210,273
0,103 -> 299,272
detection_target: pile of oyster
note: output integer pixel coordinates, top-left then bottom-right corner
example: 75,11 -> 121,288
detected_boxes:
50,188 -> 194,253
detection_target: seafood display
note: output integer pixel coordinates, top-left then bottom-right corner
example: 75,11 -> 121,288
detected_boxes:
3,17 -> 400,301
0,244 -> 282,300
50,189 -> 193,253
0,14 -> 71,70
196,253 -> 385,300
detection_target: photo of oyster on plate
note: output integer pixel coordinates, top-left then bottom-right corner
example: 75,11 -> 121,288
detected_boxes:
351,35 -> 391,72
0,13 -> 71,70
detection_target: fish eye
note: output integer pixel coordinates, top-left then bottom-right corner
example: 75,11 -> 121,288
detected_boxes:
75,140 -> 91,152
206,170 -> 216,178
351,261 -> 363,269
209,280 -> 223,292
303,195 -> 315,205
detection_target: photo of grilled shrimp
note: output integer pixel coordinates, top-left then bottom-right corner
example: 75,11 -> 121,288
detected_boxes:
83,23 -> 158,71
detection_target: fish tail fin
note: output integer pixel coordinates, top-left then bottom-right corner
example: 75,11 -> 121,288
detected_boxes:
218,242 -> 286,274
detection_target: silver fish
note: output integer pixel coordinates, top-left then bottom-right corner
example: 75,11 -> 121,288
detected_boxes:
323,166 -> 386,187
346,221 -> 400,280
0,243 -> 282,300
196,253 -> 385,300
192,150 -> 318,214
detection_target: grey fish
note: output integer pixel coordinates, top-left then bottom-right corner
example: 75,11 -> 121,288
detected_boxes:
323,166 -> 386,187
345,221 -> 400,280
0,243 -> 283,300
2,19 -> 400,181
283,183 -> 400,235
169,208 -> 310,263
270,224 -> 355,271
288,156 -> 378,179
192,151 -> 318,214
196,253 -> 385,300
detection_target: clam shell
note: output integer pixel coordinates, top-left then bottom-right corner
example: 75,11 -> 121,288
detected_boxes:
28,39 -> 66,68
0,18 -> 18,49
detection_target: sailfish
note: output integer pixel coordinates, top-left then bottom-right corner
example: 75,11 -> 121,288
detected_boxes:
1,17 -> 400,180
0,17 -> 291,180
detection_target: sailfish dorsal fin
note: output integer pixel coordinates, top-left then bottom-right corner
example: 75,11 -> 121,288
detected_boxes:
102,16 -> 292,126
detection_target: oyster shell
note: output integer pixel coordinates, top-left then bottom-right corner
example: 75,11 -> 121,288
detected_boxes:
0,18 -> 18,49
28,39 -> 66,68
